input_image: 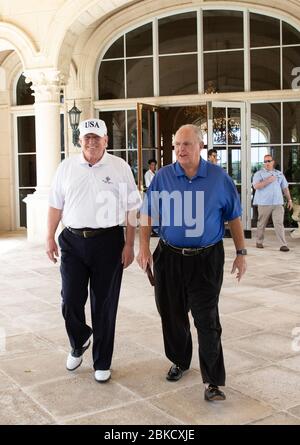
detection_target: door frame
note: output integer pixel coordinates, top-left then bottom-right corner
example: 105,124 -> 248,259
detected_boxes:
136,100 -> 251,232
136,102 -> 161,192
208,100 -> 251,231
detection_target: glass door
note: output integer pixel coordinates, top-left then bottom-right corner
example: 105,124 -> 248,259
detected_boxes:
16,115 -> 37,228
207,101 -> 250,232
136,103 -> 161,192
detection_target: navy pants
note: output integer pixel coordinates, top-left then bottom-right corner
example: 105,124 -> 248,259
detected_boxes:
58,227 -> 124,370
153,240 -> 226,386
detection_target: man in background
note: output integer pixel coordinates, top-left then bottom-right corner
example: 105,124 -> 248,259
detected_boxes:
252,153 -> 293,251
207,148 -> 219,164
144,159 -> 157,189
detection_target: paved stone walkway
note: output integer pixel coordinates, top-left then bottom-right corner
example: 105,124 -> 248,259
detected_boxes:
0,229 -> 299,425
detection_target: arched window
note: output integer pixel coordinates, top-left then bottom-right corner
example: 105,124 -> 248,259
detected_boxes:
98,10 -> 300,99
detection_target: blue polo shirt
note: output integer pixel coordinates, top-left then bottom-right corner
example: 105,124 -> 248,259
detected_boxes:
252,168 -> 288,206
140,158 -> 242,247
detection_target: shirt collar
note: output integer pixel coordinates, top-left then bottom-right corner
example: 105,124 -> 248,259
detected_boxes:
263,167 -> 276,173
79,150 -> 108,167
173,157 -> 207,179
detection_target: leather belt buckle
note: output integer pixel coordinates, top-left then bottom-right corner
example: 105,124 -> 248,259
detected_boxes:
182,248 -> 189,256
83,230 -> 93,238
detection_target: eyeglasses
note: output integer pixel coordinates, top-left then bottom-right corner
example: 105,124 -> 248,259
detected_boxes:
264,160 -> 273,163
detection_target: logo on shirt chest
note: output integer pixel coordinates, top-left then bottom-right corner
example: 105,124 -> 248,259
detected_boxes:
102,176 -> 113,184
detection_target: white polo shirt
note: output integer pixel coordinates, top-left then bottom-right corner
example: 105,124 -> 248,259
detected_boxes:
144,170 -> 155,188
49,152 -> 142,228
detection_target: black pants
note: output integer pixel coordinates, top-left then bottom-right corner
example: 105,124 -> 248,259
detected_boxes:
58,227 -> 124,370
153,240 -> 225,386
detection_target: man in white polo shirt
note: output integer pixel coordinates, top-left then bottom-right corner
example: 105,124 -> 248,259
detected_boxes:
46,118 -> 141,383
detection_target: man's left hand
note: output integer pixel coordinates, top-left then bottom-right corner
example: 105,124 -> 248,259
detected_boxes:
231,255 -> 247,282
122,244 -> 134,269
287,201 -> 293,211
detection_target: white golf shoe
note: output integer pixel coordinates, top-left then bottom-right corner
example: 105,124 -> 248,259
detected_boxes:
94,370 -> 111,383
66,339 -> 91,371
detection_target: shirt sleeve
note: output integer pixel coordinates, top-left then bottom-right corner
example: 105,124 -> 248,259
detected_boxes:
280,174 -> 289,190
252,171 -> 262,186
48,162 -> 65,210
222,174 -> 242,221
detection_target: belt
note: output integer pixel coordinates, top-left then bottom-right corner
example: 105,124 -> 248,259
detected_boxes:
160,239 -> 216,256
67,226 -> 119,238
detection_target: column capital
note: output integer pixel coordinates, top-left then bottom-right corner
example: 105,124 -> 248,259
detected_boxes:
23,68 -> 64,103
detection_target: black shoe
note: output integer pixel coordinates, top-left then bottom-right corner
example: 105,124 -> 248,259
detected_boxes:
71,339 -> 91,358
280,245 -> 290,252
204,384 -> 226,401
166,364 -> 185,381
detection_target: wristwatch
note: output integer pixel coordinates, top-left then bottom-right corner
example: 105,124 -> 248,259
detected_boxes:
236,249 -> 247,256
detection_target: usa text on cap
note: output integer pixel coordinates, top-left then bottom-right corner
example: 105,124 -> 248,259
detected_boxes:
79,119 -> 107,137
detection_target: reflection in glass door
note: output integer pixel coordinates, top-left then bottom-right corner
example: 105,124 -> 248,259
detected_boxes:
136,103 -> 161,191
207,102 -> 250,232
17,116 -> 37,228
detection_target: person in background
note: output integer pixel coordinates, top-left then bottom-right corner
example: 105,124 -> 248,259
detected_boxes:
144,159 -> 157,189
207,148 -> 219,164
252,153 -> 293,251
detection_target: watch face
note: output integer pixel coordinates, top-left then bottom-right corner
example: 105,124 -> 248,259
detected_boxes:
237,249 -> 247,255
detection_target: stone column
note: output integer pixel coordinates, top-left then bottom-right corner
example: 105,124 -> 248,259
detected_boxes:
23,68 -> 62,243
0,76 -> 12,230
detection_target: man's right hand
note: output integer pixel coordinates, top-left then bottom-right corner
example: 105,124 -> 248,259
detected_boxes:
46,237 -> 59,264
267,175 -> 276,184
136,246 -> 152,271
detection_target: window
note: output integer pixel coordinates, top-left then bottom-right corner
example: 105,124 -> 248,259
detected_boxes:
158,12 -> 197,54
159,54 -> 197,96
250,101 -> 300,227
17,116 -> 36,227
204,51 -> 244,93
203,10 -> 243,51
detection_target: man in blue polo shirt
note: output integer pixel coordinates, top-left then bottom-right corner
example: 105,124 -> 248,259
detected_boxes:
137,124 -> 247,402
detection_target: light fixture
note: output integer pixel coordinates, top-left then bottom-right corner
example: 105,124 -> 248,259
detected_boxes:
68,101 -> 82,147
184,103 -> 240,145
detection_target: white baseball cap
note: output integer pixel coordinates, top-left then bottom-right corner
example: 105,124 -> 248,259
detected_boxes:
79,119 -> 107,137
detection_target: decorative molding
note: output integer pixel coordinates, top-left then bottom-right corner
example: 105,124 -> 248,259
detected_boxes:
23,69 -> 64,103
0,22 -> 38,69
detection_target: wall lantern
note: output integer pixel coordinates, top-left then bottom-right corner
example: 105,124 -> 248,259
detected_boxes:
68,101 -> 82,147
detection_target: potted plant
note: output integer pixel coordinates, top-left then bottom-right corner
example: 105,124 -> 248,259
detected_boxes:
290,185 -> 300,238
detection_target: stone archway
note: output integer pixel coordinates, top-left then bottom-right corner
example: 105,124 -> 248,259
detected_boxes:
0,22 -> 38,69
